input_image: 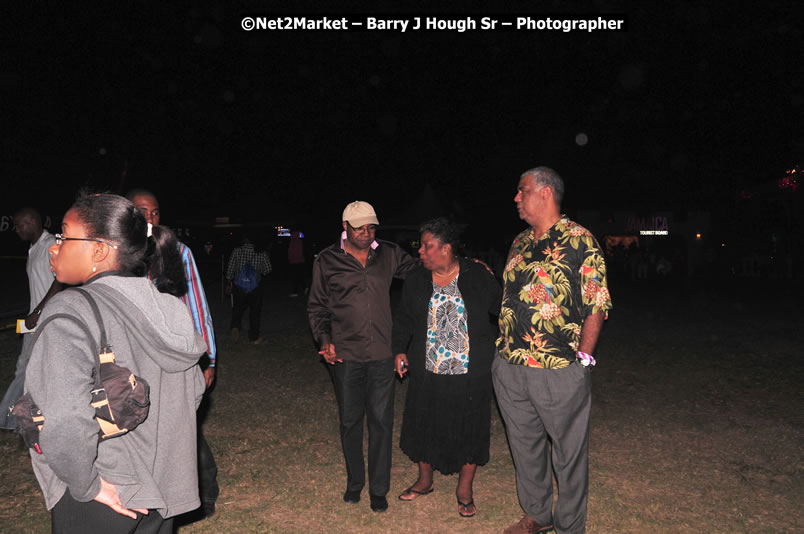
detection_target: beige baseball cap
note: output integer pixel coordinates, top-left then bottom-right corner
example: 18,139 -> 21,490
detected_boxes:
342,201 -> 379,227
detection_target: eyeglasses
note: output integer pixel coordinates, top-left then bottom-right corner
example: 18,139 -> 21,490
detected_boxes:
55,233 -> 119,249
347,223 -> 377,234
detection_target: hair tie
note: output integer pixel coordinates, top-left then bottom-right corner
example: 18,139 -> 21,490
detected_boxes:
147,222 -> 153,238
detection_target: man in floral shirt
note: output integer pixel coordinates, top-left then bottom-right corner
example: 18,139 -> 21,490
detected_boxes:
493,167 -> 612,534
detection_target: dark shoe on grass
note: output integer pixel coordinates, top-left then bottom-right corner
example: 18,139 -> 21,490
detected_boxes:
369,495 -> 388,512
343,489 -> 361,503
201,501 -> 216,519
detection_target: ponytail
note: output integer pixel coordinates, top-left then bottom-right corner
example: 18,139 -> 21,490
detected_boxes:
70,193 -> 186,297
147,225 -> 187,297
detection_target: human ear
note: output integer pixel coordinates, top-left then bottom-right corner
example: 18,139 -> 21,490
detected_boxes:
93,243 -> 111,263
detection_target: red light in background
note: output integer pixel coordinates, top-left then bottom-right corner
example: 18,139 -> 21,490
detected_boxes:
781,167 -> 800,192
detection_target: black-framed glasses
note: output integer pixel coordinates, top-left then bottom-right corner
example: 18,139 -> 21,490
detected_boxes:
347,222 -> 377,234
54,233 -> 119,249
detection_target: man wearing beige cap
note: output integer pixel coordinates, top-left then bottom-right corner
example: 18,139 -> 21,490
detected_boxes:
308,200 -> 418,513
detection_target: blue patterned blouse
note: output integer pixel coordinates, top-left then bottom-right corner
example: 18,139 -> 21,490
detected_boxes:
426,276 -> 470,375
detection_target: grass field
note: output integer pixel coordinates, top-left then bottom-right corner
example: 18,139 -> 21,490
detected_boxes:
1,279 -> 802,533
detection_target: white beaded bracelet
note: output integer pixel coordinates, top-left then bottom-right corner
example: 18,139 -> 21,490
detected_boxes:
576,351 -> 596,367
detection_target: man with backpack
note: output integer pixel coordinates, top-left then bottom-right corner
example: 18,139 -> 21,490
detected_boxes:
226,236 -> 272,345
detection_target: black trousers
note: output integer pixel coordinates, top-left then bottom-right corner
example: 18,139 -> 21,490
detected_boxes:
230,285 -> 263,341
198,424 -> 219,504
51,490 -> 173,534
328,358 -> 395,497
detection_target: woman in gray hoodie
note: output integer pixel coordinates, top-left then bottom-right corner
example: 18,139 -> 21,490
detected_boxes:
24,193 -> 207,533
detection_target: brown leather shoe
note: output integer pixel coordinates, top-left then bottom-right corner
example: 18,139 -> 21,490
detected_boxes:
503,514 -> 553,534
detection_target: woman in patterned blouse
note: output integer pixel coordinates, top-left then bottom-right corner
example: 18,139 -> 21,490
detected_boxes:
392,218 -> 501,518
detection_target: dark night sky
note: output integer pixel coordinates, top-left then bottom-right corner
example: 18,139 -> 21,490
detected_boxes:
1,1 -> 802,242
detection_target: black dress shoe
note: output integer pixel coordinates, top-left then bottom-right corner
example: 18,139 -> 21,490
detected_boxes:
370,495 -> 388,512
343,489 -> 361,503
201,501 -> 216,518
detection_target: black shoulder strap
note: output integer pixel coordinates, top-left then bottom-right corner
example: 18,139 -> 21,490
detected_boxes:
73,288 -> 109,351
72,288 -> 112,390
27,311 -> 103,389
29,314 -> 99,357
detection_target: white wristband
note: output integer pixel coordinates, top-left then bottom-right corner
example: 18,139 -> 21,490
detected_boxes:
576,351 -> 596,367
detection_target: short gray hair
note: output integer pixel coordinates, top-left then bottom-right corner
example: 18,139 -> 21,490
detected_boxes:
521,166 -> 564,205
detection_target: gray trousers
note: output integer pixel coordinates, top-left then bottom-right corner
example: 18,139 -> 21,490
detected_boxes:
492,356 -> 591,534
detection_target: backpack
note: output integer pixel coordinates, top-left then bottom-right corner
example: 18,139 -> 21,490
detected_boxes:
10,288 -> 150,453
234,262 -> 259,293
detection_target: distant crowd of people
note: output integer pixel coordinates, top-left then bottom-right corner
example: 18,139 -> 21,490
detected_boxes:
2,166 -> 612,534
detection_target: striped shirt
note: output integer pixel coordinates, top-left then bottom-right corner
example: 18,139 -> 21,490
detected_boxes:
179,242 -> 217,366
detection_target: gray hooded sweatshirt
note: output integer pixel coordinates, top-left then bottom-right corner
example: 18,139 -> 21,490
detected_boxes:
25,274 -> 207,518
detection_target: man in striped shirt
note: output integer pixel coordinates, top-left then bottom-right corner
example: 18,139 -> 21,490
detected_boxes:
127,188 -> 220,518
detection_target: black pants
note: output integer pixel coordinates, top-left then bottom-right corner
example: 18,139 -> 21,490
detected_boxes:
328,358 -> 395,497
198,425 -> 219,505
51,490 -> 173,534
230,285 -> 263,341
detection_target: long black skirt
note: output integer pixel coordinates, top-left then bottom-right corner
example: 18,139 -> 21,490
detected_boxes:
399,370 -> 492,475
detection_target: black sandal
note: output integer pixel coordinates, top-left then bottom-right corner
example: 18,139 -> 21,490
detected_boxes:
398,484 -> 434,501
457,498 -> 477,518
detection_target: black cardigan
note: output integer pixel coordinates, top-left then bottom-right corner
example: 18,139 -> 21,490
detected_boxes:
392,258 -> 502,382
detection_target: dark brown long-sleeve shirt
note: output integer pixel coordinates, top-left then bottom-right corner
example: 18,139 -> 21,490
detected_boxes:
307,238 -> 418,362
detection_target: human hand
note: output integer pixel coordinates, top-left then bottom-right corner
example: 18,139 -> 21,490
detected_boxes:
318,343 -> 342,364
470,257 -> 494,275
204,367 -> 216,388
94,477 -> 148,519
395,353 -> 409,378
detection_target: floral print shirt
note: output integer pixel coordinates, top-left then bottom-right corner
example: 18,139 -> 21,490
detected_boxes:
496,216 -> 612,369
